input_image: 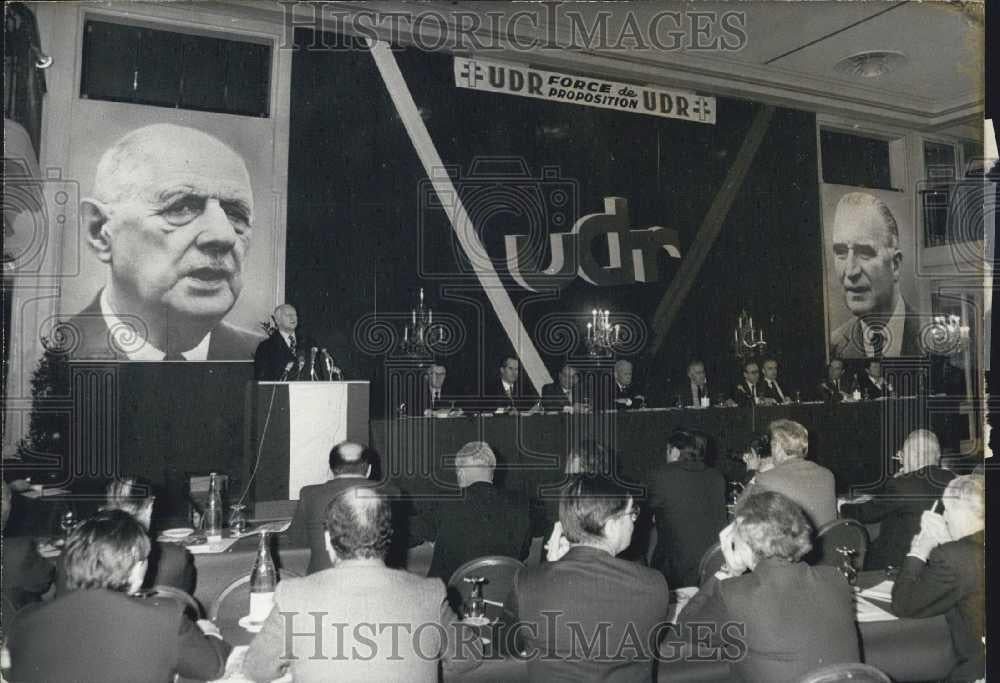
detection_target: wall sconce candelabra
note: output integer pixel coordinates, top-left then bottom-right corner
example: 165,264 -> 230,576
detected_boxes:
400,288 -> 439,357
732,310 -> 767,359
584,309 -> 622,357
928,314 -> 970,355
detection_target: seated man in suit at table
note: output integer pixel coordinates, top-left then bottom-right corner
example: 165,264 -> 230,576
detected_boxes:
759,358 -> 793,405
817,358 -> 850,402
858,358 -> 890,399
285,441 -> 379,574
244,486 -> 482,682
418,363 -> 451,416
841,429 -> 955,570
611,358 -> 646,409
54,477 -> 194,596
1,482 -> 54,623
8,510 -> 231,683
892,474 -> 984,682
732,359 -> 763,407
541,364 -> 588,411
675,359 -> 711,407
739,419 -> 836,529
485,356 -> 535,412
419,441 -> 532,582
508,474 -> 669,681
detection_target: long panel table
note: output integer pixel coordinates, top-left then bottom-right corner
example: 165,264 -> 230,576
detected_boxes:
370,398 -> 931,500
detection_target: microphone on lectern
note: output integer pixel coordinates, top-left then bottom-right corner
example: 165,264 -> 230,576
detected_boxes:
279,361 -> 295,381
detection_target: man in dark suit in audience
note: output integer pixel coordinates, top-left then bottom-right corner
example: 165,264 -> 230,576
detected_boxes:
841,429 -> 955,570
858,358 -> 889,399
817,358 -> 850,402
732,360 -> 763,407
285,441 -> 379,574
1,482 -> 54,625
739,419 -> 837,529
759,358 -> 792,405
611,359 -> 646,409
648,430 -> 728,587
509,474 -> 669,682
8,510 -> 230,683
892,474 -> 984,682
421,441 -> 532,582
541,364 -> 586,411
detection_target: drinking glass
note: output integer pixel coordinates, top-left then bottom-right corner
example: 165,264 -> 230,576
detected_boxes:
229,504 -> 248,535
59,509 -> 76,542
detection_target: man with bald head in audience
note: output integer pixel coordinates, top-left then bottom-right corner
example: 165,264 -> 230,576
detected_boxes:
829,191 -> 923,358
245,485 -> 482,682
286,440 -> 383,574
841,429 -> 955,570
60,123 -> 260,360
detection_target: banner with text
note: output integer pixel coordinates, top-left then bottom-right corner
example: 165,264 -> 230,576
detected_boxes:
454,56 -> 716,125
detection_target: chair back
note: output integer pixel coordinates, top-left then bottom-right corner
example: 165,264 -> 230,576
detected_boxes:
209,569 -> 301,623
150,585 -> 203,620
697,542 -> 725,586
808,519 -> 870,568
447,555 -> 524,622
793,662 -> 891,683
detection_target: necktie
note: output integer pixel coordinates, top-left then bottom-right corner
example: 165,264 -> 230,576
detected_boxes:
870,324 -> 885,359
288,334 -> 296,355
834,380 -> 839,392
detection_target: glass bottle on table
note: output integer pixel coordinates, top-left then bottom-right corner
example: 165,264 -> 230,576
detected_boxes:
249,531 -> 278,622
205,472 -> 223,543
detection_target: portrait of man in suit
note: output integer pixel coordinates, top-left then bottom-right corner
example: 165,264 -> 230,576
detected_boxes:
56,123 -> 261,360
828,191 -> 923,359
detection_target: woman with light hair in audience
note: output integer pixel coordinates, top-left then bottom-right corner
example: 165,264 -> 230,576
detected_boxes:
892,474 -> 984,681
678,490 -> 860,681
55,477 -> 194,596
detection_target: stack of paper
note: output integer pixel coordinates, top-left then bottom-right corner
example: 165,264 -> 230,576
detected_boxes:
859,580 -> 894,603
855,595 -> 897,622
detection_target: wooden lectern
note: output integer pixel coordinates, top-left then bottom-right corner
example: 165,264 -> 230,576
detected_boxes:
244,381 -> 369,503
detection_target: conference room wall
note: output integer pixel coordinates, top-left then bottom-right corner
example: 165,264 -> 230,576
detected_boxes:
285,34 -> 825,415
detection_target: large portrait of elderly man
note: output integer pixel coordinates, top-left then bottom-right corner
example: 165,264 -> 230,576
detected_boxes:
822,188 -> 928,359
51,123 -> 267,360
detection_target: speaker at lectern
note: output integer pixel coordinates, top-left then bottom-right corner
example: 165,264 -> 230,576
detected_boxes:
244,381 -> 369,503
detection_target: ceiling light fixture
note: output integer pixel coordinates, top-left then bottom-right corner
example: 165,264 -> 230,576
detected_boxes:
834,51 -> 908,79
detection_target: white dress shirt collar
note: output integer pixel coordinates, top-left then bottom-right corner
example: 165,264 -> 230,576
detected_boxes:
100,289 -> 211,360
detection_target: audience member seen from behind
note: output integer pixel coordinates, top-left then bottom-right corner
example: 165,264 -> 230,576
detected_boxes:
531,440 -> 610,538
285,441 -> 379,574
54,477 -> 194,596
677,491 -> 860,681
421,441 -> 532,581
244,486 -> 482,682
740,419 -> 836,529
648,430 -> 728,587
841,429 -> 955,570
509,474 -> 669,682
1,482 -> 55,632
892,474 -> 984,682
8,509 -> 230,683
